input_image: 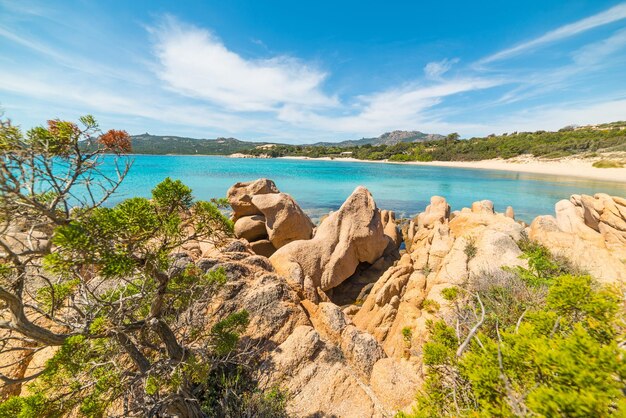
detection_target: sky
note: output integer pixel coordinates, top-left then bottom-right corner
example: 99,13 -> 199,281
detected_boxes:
0,0 -> 626,143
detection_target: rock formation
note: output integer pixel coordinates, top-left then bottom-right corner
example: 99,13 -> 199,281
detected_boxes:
227,179 -> 314,256
352,197 -> 526,359
7,178 -> 625,418
269,186 -> 394,302
529,193 -> 626,282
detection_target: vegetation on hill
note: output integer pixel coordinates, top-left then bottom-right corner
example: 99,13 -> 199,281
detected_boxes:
81,130 -> 446,156
0,116 -> 285,417
82,133 -> 269,155
401,239 -> 626,417
248,125 -> 626,161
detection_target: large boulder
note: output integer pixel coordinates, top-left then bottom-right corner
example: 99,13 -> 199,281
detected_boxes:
416,195 -> 450,229
259,303 -> 419,417
227,179 -> 313,256
251,193 -> 314,248
183,240 -> 420,417
528,194 -> 626,283
354,197 -> 526,359
233,215 -> 267,242
270,186 -> 389,301
381,209 -> 402,253
227,178 -> 279,220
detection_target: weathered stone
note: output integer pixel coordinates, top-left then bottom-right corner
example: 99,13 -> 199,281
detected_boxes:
251,193 -> 314,248
417,196 -> 449,228
381,210 -> 402,252
227,178 -> 279,219
270,187 -> 388,301
234,215 -> 267,241
471,199 -> 494,214
249,239 -> 276,258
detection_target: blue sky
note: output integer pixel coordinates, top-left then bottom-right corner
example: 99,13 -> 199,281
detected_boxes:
1,0 -> 626,143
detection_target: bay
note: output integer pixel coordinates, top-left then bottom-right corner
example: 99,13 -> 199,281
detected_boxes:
104,155 -> 626,222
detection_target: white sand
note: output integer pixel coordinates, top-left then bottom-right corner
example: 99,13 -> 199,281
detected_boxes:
279,156 -> 626,183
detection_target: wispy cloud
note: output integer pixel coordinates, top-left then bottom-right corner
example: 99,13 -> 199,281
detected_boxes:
276,77 -> 502,135
151,17 -> 336,112
424,58 -> 459,80
480,2 -> 626,64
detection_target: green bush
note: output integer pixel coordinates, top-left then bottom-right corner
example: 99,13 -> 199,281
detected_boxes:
592,159 -> 624,168
421,299 -> 440,313
403,252 -> 625,417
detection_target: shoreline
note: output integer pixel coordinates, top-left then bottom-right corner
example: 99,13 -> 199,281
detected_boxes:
278,156 -> 626,183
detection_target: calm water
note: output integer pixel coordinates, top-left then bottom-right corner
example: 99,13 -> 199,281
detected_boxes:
104,155 -> 626,223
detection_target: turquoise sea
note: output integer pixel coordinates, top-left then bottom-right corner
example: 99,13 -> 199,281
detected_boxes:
106,155 -> 626,223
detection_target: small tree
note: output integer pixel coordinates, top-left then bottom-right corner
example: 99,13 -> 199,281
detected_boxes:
446,133 -> 460,142
0,116 -> 254,416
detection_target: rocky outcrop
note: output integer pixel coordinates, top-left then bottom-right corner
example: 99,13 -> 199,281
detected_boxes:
260,301 -> 420,417
227,179 -> 313,256
233,214 -> 266,242
227,178 -> 279,219
353,197 -> 526,359
529,193 -> 626,282
183,237 -> 420,417
270,186 -> 391,302
250,192 -> 314,248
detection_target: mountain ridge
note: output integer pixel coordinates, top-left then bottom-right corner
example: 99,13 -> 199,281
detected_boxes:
88,130 -> 444,155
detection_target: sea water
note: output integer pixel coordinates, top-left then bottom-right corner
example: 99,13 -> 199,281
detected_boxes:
104,155 -> 626,223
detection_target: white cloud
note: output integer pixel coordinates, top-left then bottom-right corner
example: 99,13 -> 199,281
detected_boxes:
151,17 -> 337,112
423,58 -> 459,79
481,2 -> 626,64
277,78 -> 502,135
572,27 -> 626,65
491,28 -> 626,105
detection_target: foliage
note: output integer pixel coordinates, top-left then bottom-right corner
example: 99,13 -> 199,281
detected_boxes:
592,159 -> 624,168
402,242 -> 626,418
82,133 -> 270,156
463,237 -> 478,260
0,115 -> 284,417
441,287 -> 459,301
251,125 -> 626,162
421,299 -> 440,314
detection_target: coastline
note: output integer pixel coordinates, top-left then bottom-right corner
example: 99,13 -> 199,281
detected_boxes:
278,155 -> 626,183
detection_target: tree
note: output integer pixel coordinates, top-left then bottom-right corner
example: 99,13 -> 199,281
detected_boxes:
0,116 -> 261,416
446,132 -> 460,142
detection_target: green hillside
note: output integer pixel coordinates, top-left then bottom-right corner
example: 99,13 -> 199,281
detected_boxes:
248,124 -> 626,161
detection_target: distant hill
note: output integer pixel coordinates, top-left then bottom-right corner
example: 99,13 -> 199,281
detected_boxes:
82,133 -> 268,155
126,134 -> 269,155
81,130 -> 444,155
309,130 -> 444,147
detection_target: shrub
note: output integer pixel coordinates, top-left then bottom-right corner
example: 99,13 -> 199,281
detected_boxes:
405,271 -> 626,417
422,299 -> 440,313
441,287 -> 459,301
463,237 -> 478,260
592,159 -> 624,168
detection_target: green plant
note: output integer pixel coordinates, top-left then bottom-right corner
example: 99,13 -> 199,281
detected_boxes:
441,287 -> 459,301
405,271 -> 626,417
463,237 -> 478,260
592,159 -> 624,168
0,115 -> 280,417
421,263 -> 432,276
402,326 -> 413,344
422,299 -> 440,314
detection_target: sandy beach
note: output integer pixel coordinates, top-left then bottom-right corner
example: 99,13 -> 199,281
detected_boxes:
278,155 -> 626,183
